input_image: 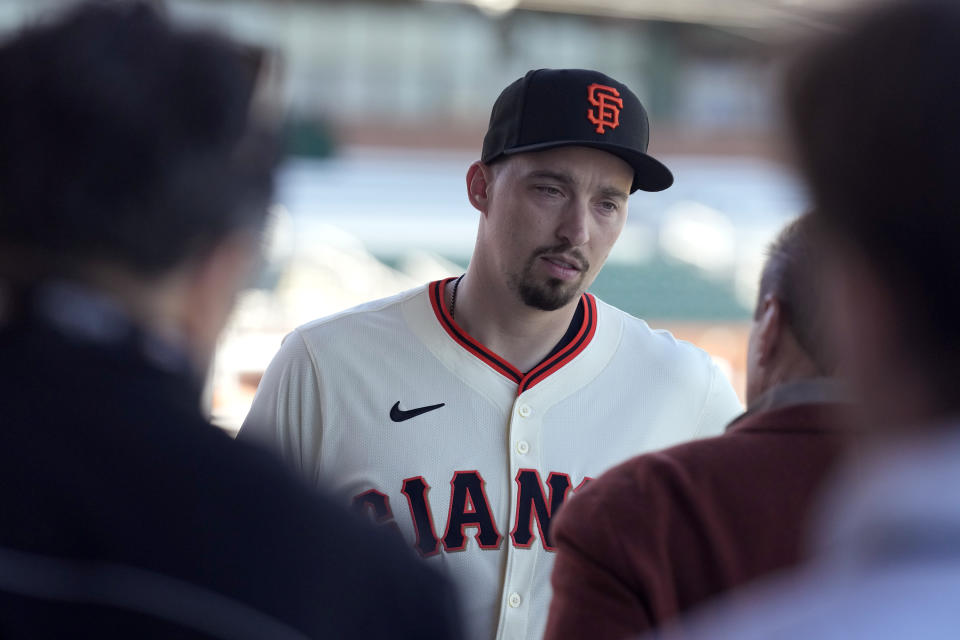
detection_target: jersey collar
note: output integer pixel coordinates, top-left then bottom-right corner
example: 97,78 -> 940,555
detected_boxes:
428,277 -> 597,393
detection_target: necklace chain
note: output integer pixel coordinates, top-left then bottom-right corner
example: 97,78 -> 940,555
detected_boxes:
449,275 -> 464,319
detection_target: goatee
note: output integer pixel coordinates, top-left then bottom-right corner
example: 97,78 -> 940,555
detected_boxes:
510,245 -> 589,311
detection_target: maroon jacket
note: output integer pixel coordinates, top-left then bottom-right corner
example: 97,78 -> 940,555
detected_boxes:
545,388 -> 853,640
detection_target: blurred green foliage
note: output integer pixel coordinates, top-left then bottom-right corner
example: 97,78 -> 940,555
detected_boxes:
283,117 -> 338,158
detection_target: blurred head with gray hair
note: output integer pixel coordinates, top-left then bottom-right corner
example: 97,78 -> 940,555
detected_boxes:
746,212 -> 836,406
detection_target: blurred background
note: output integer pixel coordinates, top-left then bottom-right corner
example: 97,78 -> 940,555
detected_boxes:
1,0 -> 865,430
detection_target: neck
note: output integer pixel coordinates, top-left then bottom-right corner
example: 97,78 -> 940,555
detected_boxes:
449,270 -> 580,373
749,334 -> 822,407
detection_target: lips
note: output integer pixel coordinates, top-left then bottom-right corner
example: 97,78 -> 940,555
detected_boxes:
540,254 -> 586,280
541,254 -> 585,272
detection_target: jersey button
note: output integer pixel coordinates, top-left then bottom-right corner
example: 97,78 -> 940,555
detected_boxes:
518,404 -> 532,418
508,592 -> 522,608
516,440 -> 530,455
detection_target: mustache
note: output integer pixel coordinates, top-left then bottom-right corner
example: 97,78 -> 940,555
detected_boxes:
533,244 -> 589,273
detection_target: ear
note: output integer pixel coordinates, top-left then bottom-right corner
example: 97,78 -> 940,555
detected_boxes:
466,161 -> 492,215
755,293 -> 784,366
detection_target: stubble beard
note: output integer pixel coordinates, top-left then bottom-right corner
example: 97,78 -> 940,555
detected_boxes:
509,245 -> 590,311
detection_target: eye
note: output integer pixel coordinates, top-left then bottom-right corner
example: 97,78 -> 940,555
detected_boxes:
535,185 -> 564,197
597,200 -> 620,215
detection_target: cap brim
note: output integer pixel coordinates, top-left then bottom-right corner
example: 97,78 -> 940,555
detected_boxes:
500,140 -> 674,193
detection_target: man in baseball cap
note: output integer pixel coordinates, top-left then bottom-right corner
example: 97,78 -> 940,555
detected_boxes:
242,68 -> 741,640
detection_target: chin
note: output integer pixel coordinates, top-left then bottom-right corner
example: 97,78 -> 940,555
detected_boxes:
518,277 -> 583,311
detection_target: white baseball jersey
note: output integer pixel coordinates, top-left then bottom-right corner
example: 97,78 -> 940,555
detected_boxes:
240,278 -> 743,640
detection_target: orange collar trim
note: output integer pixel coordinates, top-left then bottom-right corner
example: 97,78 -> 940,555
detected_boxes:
428,278 -> 597,393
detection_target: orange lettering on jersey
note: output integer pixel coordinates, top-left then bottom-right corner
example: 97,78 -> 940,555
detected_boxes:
587,83 -> 623,134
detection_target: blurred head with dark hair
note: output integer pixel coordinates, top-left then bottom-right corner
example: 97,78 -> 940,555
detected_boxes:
746,213 -> 835,405
0,1 -> 278,370
784,0 -> 960,429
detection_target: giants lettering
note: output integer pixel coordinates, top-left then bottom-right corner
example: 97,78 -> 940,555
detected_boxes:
354,470 -> 592,555
442,470 -> 502,551
352,489 -> 393,524
352,488 -> 403,539
510,469 -> 571,550
401,476 -> 441,557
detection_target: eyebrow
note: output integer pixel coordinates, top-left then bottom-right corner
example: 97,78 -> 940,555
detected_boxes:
598,186 -> 630,201
525,170 -> 630,201
527,169 -> 575,184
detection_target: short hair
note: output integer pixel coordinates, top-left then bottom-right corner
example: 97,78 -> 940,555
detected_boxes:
785,0 -> 960,401
0,1 -> 277,279
756,213 -> 835,374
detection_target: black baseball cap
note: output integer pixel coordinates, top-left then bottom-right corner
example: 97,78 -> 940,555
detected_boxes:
481,68 -> 673,193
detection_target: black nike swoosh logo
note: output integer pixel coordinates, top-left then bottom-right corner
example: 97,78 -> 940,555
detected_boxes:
390,401 -> 445,422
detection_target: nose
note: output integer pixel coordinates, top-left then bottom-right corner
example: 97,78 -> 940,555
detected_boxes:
556,199 -> 590,247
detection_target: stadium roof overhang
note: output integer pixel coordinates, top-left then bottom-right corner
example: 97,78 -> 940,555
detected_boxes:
422,0 -> 872,31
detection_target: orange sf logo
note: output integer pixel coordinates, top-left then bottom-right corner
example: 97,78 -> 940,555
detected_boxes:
587,83 -> 623,134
